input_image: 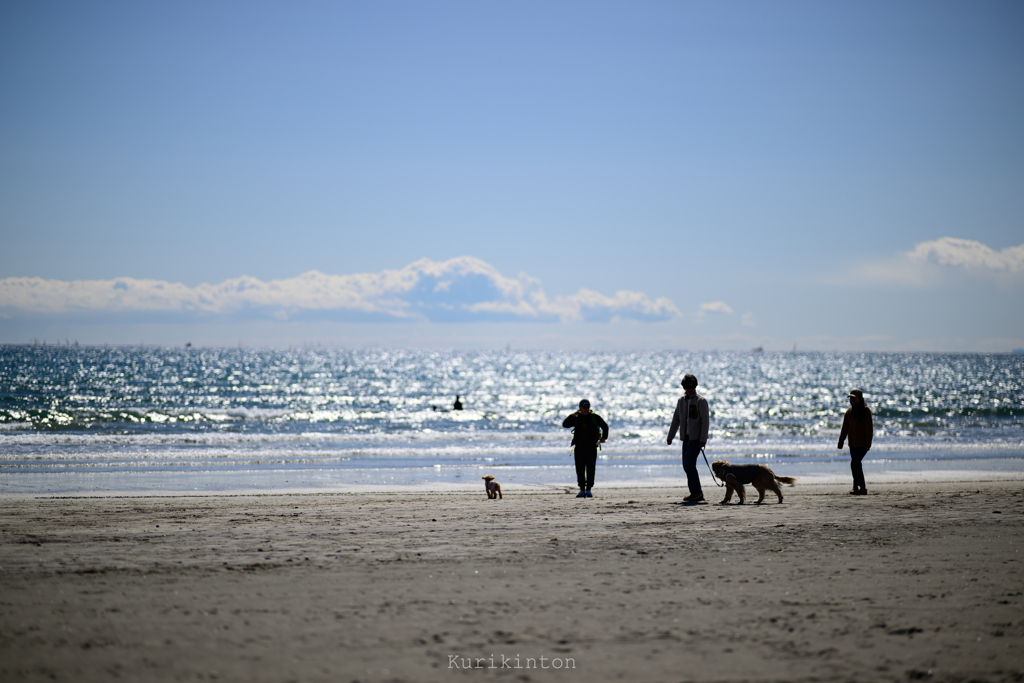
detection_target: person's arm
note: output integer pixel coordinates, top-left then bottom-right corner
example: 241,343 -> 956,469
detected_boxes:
667,400 -> 681,444
865,411 -> 873,450
698,397 -> 710,448
597,415 -> 609,442
562,413 -> 576,429
838,410 -> 850,449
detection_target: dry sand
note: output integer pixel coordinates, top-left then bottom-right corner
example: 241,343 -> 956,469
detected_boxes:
1,481 -> 1022,683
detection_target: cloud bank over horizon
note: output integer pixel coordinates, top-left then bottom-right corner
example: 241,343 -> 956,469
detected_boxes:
0,256 -> 680,325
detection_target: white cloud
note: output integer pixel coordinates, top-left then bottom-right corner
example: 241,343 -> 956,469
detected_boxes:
851,237 -> 1024,287
697,301 -> 734,315
741,312 -> 756,327
908,237 -> 1024,272
0,256 -> 680,324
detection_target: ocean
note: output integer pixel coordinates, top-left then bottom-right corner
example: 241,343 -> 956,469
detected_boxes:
1,346 -> 1021,495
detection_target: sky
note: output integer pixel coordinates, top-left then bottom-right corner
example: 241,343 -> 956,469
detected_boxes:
1,0 -> 1022,351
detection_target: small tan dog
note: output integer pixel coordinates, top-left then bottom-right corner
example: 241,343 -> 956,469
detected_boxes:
711,460 -> 796,504
482,475 -> 503,500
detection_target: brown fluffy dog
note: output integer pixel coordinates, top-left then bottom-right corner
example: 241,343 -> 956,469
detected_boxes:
482,475 -> 503,499
711,460 -> 796,504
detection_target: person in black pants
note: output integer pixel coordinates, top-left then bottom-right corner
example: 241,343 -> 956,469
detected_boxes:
562,399 -> 609,498
838,389 -> 873,495
667,374 -> 710,502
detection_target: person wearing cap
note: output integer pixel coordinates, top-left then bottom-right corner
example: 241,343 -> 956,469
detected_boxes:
838,389 -> 873,495
667,374 -> 710,502
562,399 -> 609,498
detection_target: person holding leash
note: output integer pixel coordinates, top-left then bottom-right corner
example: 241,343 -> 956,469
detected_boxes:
667,374 -> 710,502
563,399 -> 608,498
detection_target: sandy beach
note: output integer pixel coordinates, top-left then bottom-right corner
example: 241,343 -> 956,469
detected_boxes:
1,480 -> 1022,683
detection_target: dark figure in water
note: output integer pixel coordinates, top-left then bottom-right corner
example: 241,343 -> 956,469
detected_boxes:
453,395 -> 463,410
562,399 -> 609,498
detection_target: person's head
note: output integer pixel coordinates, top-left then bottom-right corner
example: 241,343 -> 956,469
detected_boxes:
578,399 -> 591,414
848,389 -> 865,408
681,374 -> 698,394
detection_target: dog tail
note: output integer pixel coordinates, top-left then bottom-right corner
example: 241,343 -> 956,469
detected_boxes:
775,475 -> 797,487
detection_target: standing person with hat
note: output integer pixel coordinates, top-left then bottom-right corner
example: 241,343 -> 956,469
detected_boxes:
838,389 -> 873,495
667,374 -> 710,502
562,399 -> 608,498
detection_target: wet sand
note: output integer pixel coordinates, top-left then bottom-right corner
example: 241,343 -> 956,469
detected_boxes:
1,481 -> 1022,682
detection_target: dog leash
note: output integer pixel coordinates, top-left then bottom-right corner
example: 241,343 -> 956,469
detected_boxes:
701,448 -> 724,487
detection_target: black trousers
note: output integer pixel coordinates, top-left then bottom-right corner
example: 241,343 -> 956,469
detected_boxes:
849,446 -> 869,489
574,447 -> 598,490
682,440 -> 703,495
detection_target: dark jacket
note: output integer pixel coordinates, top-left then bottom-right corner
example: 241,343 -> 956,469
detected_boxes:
839,407 -> 873,449
563,411 -> 609,451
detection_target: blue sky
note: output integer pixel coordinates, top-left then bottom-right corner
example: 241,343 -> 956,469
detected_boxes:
2,0 -> 1022,350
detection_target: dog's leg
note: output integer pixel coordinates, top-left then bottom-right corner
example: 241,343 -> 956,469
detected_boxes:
720,482 -> 733,504
497,485 -> 502,500
770,479 -> 783,503
753,483 -> 766,504
726,475 -> 745,504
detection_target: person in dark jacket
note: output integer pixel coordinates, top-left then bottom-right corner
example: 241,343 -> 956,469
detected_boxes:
667,374 -> 710,502
562,399 -> 609,498
838,389 -> 873,495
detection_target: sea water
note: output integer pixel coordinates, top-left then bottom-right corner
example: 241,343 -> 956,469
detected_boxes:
1,346 -> 1021,494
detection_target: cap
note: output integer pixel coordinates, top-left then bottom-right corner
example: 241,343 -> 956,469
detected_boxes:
848,389 -> 863,399
578,399 -> 590,409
